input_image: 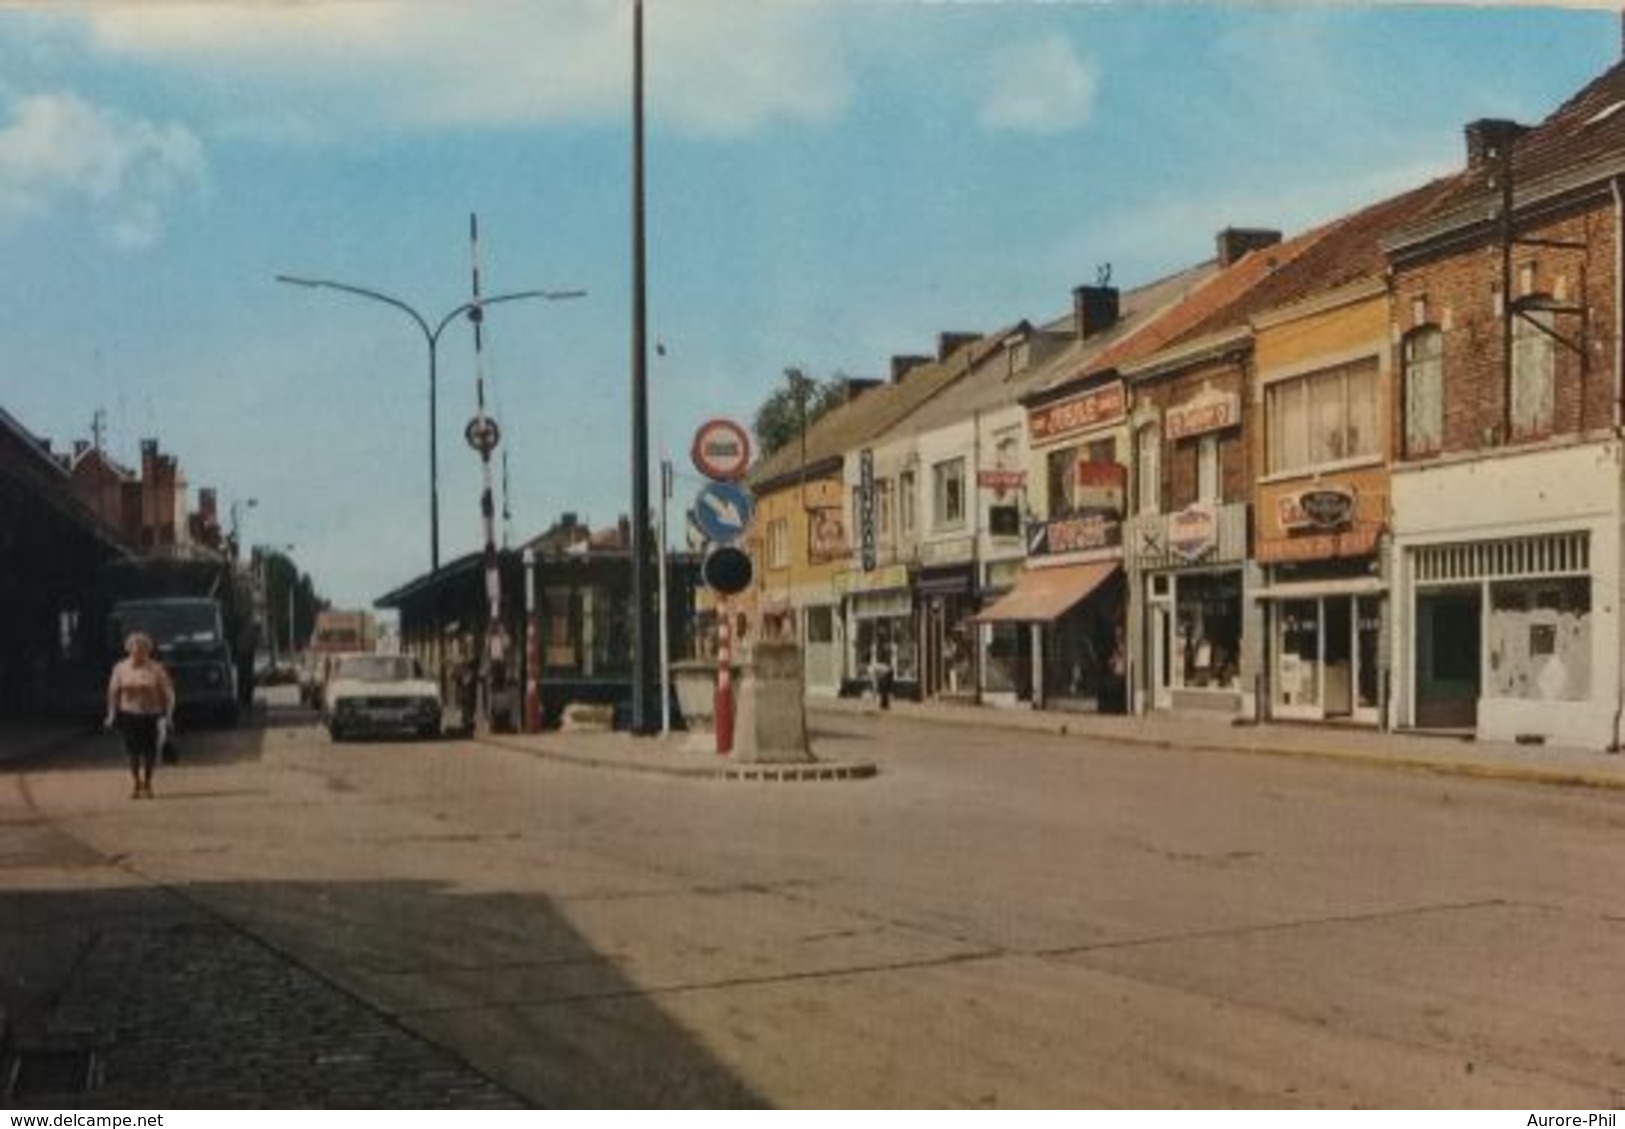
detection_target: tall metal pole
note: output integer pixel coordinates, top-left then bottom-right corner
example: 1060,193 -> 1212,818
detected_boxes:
658,457 -> 672,736
429,338 -> 440,572
630,0 -> 655,735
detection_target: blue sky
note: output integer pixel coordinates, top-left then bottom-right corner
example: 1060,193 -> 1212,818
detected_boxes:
0,1 -> 1615,607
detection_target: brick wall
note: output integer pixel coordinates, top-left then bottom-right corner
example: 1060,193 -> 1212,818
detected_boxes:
1392,200 -> 1617,458
1130,357 -> 1249,512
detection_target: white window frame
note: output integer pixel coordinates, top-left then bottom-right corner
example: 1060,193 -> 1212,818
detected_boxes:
1266,359 -> 1380,476
899,470 -> 917,536
1403,326 -> 1444,457
766,517 -> 790,570
1511,305 -> 1556,439
1197,434 -> 1220,503
932,457 -> 967,531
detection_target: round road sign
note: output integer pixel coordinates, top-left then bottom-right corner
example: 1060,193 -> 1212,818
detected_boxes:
692,481 -> 756,545
465,415 -> 501,455
691,418 -> 752,481
702,545 -> 753,595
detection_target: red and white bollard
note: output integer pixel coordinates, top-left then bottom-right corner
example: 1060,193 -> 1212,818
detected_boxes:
715,604 -> 733,756
523,546 -> 541,734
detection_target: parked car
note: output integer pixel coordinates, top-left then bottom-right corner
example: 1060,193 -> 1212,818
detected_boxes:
323,653 -> 442,741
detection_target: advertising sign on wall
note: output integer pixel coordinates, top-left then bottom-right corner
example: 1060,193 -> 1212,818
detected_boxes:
1164,390 -> 1241,441
1027,381 -> 1127,444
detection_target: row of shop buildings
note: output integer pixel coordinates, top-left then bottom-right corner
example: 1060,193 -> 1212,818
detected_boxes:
734,57 -> 1625,749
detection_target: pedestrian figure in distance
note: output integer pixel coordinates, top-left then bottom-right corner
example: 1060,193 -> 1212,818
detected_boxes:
105,631 -> 176,799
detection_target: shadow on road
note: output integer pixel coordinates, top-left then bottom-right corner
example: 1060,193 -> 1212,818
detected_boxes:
2,702 -> 319,775
0,875 -> 766,1109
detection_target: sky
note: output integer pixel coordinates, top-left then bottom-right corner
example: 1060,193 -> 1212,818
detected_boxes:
0,0 -> 1617,608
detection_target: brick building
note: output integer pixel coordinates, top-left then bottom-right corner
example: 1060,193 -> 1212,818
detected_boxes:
1385,61 -> 1624,747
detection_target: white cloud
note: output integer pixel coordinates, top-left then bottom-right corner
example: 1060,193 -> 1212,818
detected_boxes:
979,34 -> 1097,135
0,91 -> 206,249
65,0 -> 852,141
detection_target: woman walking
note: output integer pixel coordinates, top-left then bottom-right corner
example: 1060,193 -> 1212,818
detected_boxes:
105,631 -> 176,799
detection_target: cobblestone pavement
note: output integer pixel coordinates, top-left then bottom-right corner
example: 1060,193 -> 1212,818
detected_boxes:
1,725 -> 523,1109
27,915 -> 523,1108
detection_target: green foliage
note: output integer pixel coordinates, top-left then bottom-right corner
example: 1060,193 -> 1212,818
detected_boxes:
753,369 -> 852,459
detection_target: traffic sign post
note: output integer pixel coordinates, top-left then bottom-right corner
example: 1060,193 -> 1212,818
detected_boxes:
692,481 -> 755,545
691,418 -> 752,482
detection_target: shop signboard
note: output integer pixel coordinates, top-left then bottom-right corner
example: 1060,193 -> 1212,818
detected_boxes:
1168,503 -> 1218,563
1164,390 -> 1241,441
1027,514 -> 1121,557
1279,485 -> 1357,531
1027,381 -> 1126,444
1075,461 -> 1127,515
978,468 -> 1027,495
835,563 -> 910,596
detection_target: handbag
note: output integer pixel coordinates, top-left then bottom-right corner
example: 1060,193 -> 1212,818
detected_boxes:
158,717 -> 179,765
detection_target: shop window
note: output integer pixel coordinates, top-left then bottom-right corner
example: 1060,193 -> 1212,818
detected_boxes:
1511,303 -> 1556,439
1487,576 -> 1589,699
1403,327 -> 1444,456
1267,359 -> 1379,474
1177,573 -> 1241,690
1275,599 -> 1320,707
1136,425 -> 1160,514
932,457 -> 966,529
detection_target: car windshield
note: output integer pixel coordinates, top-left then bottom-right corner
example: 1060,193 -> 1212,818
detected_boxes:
114,603 -> 221,647
334,655 -> 416,683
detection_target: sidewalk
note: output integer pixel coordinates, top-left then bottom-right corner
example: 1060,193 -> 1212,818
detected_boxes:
811,695 -> 1625,791
476,698 -> 1625,791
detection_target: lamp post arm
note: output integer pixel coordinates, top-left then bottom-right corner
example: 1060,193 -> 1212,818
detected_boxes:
276,275 -> 434,344
429,288 -> 588,344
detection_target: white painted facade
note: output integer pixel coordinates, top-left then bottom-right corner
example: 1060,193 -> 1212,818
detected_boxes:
1390,438 -> 1624,749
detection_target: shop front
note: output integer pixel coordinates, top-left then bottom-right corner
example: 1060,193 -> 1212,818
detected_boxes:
1255,475 -> 1388,725
973,556 -> 1123,711
1391,441 -> 1621,748
838,564 -> 917,699
1131,500 -> 1252,715
978,557 -> 1030,705
916,561 -> 977,700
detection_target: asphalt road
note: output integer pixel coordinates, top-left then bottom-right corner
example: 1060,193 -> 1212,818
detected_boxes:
5,690 -> 1624,1108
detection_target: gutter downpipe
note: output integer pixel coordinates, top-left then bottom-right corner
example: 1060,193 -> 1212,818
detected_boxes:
1612,175 -> 1624,751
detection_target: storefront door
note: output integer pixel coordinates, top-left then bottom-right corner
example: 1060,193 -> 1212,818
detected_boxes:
1415,587 -> 1480,729
1148,596 -> 1173,710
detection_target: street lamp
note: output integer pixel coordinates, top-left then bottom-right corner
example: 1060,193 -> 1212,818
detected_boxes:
229,497 -> 258,559
275,273 -> 585,573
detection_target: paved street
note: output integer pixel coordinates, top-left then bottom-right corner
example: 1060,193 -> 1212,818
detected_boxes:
4,692 -> 1625,1108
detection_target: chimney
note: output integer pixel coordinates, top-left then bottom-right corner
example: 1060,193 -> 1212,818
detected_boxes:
841,376 -> 883,401
937,332 -> 979,362
1464,118 -> 1526,170
140,438 -> 159,478
1072,284 -> 1121,339
890,354 -> 932,383
1215,227 -> 1282,268
560,511 -> 578,530
198,487 -> 218,523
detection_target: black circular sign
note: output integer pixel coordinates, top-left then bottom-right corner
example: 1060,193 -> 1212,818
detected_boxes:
465,415 -> 501,454
702,545 -> 753,596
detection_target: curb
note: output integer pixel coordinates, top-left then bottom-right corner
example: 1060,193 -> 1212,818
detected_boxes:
477,734 -> 878,783
808,704 -> 1625,793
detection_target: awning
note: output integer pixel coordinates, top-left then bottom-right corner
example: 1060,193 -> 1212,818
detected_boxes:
1252,576 -> 1384,600
971,562 -> 1119,624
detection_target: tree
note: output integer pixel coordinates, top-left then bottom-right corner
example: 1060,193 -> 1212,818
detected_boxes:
753,368 -> 853,459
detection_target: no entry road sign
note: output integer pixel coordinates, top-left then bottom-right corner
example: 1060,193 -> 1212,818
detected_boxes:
691,418 -> 752,482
